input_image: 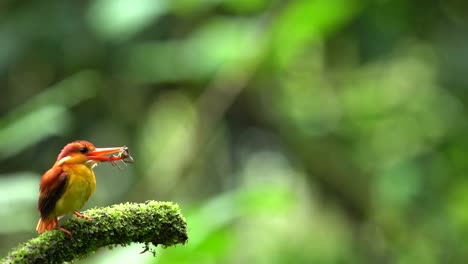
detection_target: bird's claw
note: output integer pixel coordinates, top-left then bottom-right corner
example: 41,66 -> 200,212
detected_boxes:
73,211 -> 91,220
58,226 -> 73,237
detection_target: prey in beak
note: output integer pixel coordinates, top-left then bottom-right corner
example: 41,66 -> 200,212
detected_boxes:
86,146 -> 134,168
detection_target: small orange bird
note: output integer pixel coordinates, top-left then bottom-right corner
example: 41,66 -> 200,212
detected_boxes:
36,140 -> 129,235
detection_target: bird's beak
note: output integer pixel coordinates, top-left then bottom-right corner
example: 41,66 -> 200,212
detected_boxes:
86,147 -> 124,162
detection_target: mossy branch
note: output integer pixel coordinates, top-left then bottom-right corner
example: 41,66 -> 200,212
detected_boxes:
1,201 -> 188,264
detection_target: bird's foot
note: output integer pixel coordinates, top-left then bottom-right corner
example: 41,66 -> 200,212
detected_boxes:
58,226 -> 73,237
73,211 -> 91,220
54,219 -> 72,236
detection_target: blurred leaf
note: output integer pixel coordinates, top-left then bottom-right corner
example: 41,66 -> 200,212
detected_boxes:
188,185 -> 295,247
169,0 -> 224,14
138,92 -> 197,187
272,0 -> 361,67
87,0 -> 167,41
187,18 -> 261,70
126,18 -> 261,83
0,31 -> 19,71
269,44 -> 341,136
374,161 -> 421,210
223,0 -> 270,14
0,172 -> 39,233
0,105 -> 71,159
341,45 -> 465,168
2,70 -> 99,123
0,71 -> 100,159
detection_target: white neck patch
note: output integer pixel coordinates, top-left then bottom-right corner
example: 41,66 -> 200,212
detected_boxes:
85,160 -> 99,169
56,156 -> 71,166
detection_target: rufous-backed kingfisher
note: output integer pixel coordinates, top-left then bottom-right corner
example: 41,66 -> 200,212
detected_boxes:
36,140 -> 129,236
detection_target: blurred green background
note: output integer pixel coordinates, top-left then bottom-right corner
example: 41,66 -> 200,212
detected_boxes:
1,0 -> 468,263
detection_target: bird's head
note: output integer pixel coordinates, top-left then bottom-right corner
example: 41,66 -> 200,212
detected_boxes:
54,140 -> 124,167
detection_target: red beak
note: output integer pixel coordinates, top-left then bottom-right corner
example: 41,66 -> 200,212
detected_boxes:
86,147 -> 124,162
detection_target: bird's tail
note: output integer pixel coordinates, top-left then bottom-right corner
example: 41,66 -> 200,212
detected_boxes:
36,218 -> 57,233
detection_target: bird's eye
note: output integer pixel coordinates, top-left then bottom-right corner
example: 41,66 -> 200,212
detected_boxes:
79,147 -> 88,154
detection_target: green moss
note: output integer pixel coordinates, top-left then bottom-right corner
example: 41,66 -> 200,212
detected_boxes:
1,201 -> 188,264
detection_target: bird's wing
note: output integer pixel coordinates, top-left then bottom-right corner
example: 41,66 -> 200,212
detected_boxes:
38,166 -> 69,219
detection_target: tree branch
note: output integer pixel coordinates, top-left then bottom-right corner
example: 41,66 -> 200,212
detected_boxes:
1,201 -> 188,264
